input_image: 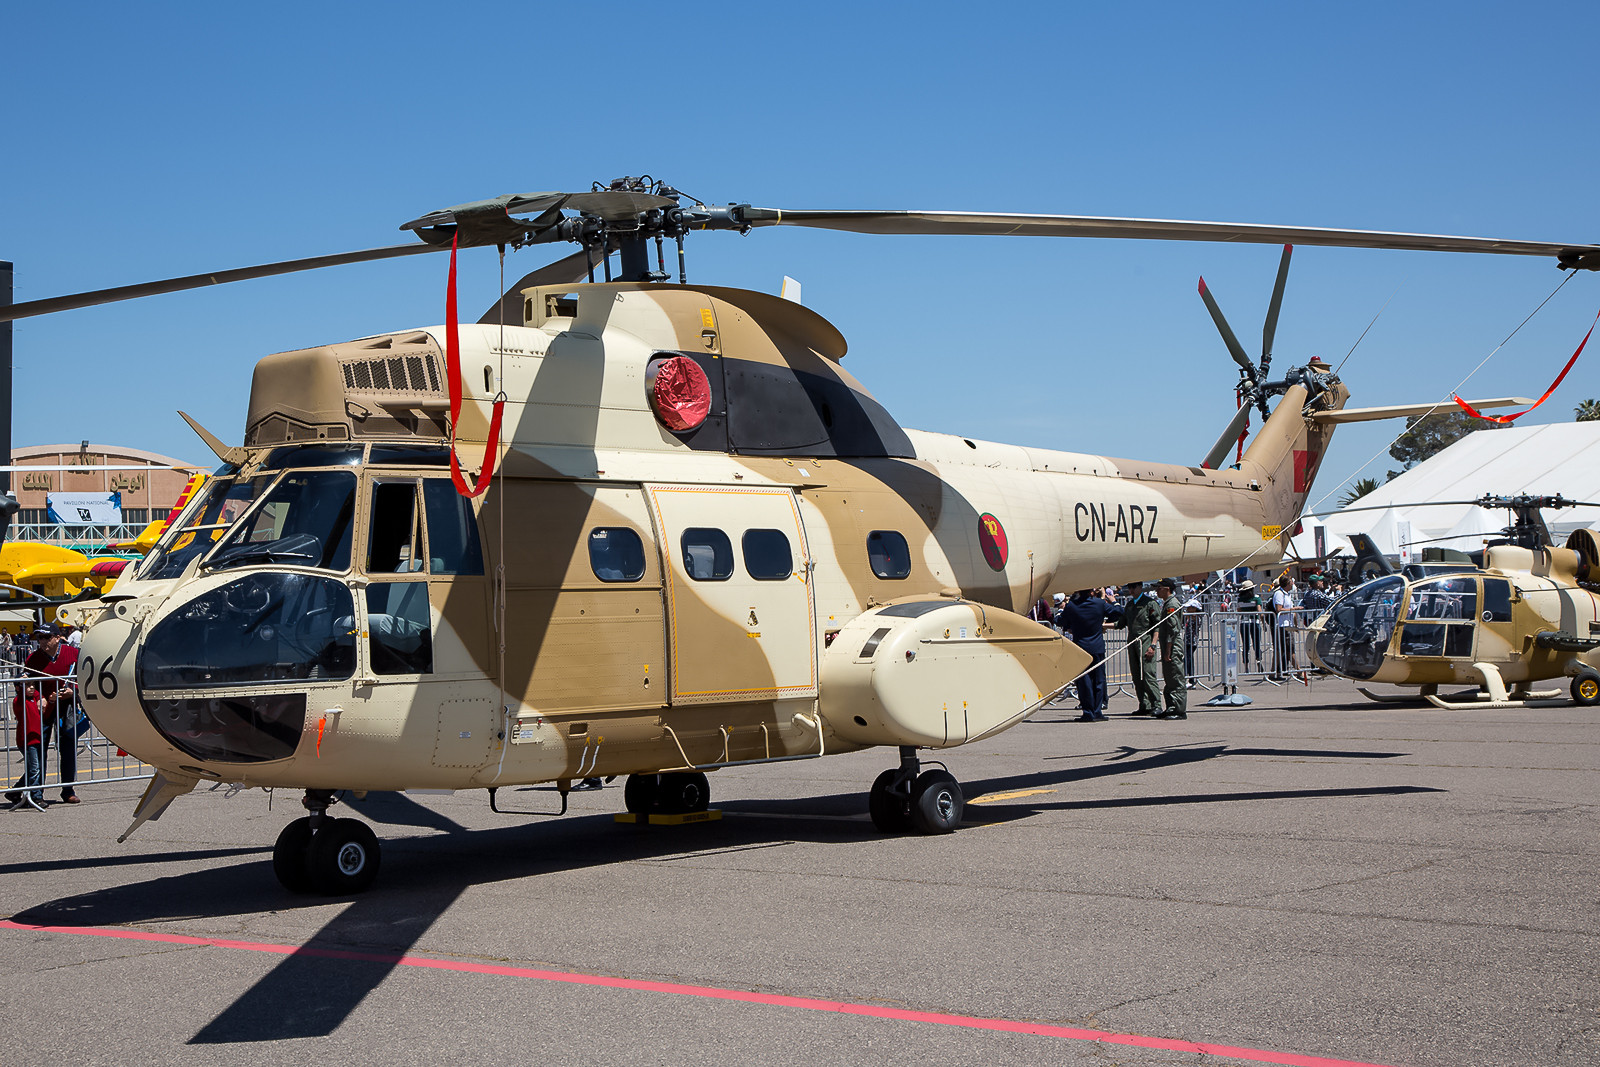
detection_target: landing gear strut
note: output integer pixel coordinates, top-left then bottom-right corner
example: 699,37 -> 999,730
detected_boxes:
272,789 -> 382,895
868,746 -> 964,835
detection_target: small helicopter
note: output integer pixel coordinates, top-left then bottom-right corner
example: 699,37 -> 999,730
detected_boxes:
1308,494 -> 1600,708
5,177 -> 1595,894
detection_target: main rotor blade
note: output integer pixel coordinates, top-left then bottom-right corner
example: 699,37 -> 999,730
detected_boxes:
1261,243 -> 1292,364
1,242 -> 442,323
477,250 -> 597,325
1202,403 -> 1255,471
741,209 -> 1600,265
1198,278 -> 1256,374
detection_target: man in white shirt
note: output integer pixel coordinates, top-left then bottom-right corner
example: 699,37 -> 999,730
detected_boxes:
1271,574 -> 1299,675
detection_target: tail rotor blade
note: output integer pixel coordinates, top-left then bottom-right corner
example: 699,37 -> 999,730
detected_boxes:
1201,403 -> 1255,471
1261,243 -> 1293,369
1198,277 -> 1256,375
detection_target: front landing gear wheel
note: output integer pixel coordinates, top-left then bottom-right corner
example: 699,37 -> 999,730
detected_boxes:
307,817 -> 381,895
1573,668 -> 1600,706
910,770 -> 964,834
272,817 -> 315,893
868,769 -> 914,833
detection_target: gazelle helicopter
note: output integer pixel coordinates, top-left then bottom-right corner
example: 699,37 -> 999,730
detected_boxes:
1309,494 -> 1600,708
5,177 -> 1596,894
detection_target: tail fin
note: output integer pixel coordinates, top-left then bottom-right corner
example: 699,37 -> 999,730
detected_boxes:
1238,360 -> 1349,538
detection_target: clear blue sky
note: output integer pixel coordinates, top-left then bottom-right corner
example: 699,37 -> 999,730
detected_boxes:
5,1 -> 1598,512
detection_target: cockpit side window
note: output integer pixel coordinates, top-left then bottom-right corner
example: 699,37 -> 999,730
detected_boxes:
1483,579 -> 1513,623
422,479 -> 485,575
207,470 -> 357,572
368,480 -> 423,573
1407,577 -> 1477,621
366,581 -> 433,674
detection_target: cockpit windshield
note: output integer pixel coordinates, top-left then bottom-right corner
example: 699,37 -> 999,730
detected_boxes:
1314,575 -> 1405,680
207,469 -> 357,572
138,474 -> 274,581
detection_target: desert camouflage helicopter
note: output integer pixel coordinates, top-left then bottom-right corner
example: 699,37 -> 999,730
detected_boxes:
1309,494 -> 1600,708
6,177 -> 1595,893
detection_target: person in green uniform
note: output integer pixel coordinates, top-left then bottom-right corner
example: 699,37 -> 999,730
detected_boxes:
1155,577 -> 1187,719
1118,581 -> 1162,715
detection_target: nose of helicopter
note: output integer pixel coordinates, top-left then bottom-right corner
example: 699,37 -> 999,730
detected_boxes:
78,613 -> 155,761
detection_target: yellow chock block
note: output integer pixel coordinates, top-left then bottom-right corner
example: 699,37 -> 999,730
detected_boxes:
613,809 -> 722,826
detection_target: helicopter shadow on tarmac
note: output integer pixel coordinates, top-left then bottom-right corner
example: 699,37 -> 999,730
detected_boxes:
8,790 -> 880,1044
9,738 -> 1439,1045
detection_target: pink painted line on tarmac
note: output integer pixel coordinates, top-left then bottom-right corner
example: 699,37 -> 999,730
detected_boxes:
1,919 -> 1399,1067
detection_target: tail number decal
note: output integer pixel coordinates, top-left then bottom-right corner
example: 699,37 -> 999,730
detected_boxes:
78,655 -> 119,702
1074,503 -> 1159,544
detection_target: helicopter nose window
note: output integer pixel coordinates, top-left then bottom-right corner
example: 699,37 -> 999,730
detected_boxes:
208,470 -> 356,572
1314,575 -> 1403,680
139,573 -> 357,689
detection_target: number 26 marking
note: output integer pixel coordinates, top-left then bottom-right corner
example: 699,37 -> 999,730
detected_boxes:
79,655 -> 119,701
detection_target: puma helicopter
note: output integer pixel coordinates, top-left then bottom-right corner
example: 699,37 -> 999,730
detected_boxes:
8,177 -> 1596,894
1309,494 -> 1600,708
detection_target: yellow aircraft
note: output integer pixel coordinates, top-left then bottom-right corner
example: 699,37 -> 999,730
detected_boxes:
0,473 -> 208,630
4,179 -> 1593,894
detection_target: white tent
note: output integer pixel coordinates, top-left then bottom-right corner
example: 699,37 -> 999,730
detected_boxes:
1290,420 -> 1600,562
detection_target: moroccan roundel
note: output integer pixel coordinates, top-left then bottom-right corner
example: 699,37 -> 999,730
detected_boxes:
978,512 -> 1008,571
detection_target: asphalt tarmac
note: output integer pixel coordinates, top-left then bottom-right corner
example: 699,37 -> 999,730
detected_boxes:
3,676 -> 1597,1067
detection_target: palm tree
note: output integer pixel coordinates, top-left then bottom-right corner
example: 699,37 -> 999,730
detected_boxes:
1576,399 -> 1600,422
1339,477 -> 1380,508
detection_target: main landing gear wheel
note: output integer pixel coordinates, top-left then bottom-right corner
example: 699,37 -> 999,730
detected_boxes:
625,772 -> 712,814
910,770 -> 964,834
1572,668 -> 1600,706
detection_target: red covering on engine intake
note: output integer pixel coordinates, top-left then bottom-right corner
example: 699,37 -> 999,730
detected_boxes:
649,356 -> 712,431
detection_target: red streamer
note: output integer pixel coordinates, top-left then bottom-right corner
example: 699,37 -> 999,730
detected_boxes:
1454,308 -> 1600,423
444,234 -> 506,497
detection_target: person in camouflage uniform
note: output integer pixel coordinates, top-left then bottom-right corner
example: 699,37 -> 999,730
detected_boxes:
1155,577 -> 1187,719
1118,581 -> 1163,716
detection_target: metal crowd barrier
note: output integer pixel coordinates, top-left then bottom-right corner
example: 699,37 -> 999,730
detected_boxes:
1090,606 -> 1323,699
2,641 -> 153,801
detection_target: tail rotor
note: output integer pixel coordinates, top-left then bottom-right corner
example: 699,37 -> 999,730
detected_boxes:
1199,244 -> 1294,469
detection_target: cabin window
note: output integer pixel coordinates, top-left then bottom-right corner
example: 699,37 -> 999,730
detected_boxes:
742,529 -> 794,580
207,470 -> 356,572
366,581 -> 433,675
367,480 -> 423,573
589,527 -> 647,582
867,530 -> 911,580
1483,579 -> 1513,623
1407,577 -> 1477,621
681,528 -> 733,581
422,479 -> 485,575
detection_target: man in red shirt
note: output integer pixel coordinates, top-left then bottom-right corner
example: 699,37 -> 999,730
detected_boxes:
27,625 -> 80,804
